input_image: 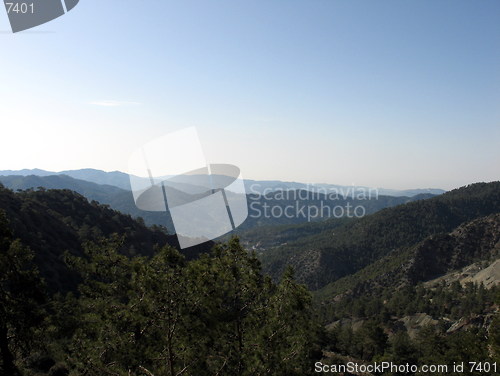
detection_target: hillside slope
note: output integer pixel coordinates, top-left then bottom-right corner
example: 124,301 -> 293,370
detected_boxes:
316,213 -> 500,366
0,174 -> 176,229
316,213 -> 500,302
0,185 -> 186,292
261,182 -> 500,290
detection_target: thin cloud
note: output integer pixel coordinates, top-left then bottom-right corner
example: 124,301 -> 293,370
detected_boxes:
89,100 -> 141,107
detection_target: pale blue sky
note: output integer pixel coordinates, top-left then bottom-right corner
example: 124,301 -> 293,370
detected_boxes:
0,0 -> 499,190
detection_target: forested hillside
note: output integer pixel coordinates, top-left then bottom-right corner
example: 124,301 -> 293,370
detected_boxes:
317,213 -> 500,302
0,186 -> 323,375
0,175 -> 177,230
0,215 -> 321,375
1,183 -> 499,375
0,185 -> 186,292
261,182 -> 500,290
316,214 -> 500,373
267,182 -> 500,374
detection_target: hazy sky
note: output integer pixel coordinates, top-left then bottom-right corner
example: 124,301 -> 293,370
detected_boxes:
0,0 -> 499,190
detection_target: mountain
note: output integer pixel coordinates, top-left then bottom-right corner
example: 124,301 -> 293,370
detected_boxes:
0,174 -> 177,228
316,213 -> 500,365
0,168 -> 446,197
260,182 -> 500,290
0,174 -> 126,200
316,213 -> 500,303
0,185 -> 211,293
2,174 -> 494,294
244,179 -> 445,197
306,187 -> 500,368
0,180 -> 498,373
232,193 -> 436,251
59,168 -> 132,190
0,175 -> 435,235
0,168 -> 133,190
0,168 -> 56,177
0,189 -> 319,375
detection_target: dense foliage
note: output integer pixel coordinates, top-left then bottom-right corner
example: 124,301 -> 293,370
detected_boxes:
321,285 -> 500,376
0,185 -> 187,293
1,184 -> 499,375
0,212 -> 321,375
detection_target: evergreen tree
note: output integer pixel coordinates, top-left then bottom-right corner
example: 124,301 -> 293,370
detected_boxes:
0,211 -> 46,375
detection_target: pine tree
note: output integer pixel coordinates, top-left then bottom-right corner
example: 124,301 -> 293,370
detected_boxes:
0,211 -> 46,375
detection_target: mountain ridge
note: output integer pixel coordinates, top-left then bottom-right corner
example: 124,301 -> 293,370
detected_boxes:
0,185 -> 216,293
260,181 -> 500,290
0,174 -> 436,234
316,213 -> 500,303
0,168 -> 446,197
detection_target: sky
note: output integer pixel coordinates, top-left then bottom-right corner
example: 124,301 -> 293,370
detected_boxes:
0,0 -> 499,190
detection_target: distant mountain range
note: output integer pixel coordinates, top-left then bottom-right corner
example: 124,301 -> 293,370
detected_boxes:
243,179 -> 445,198
0,168 -> 446,197
0,172 -> 439,234
0,168 -> 133,189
